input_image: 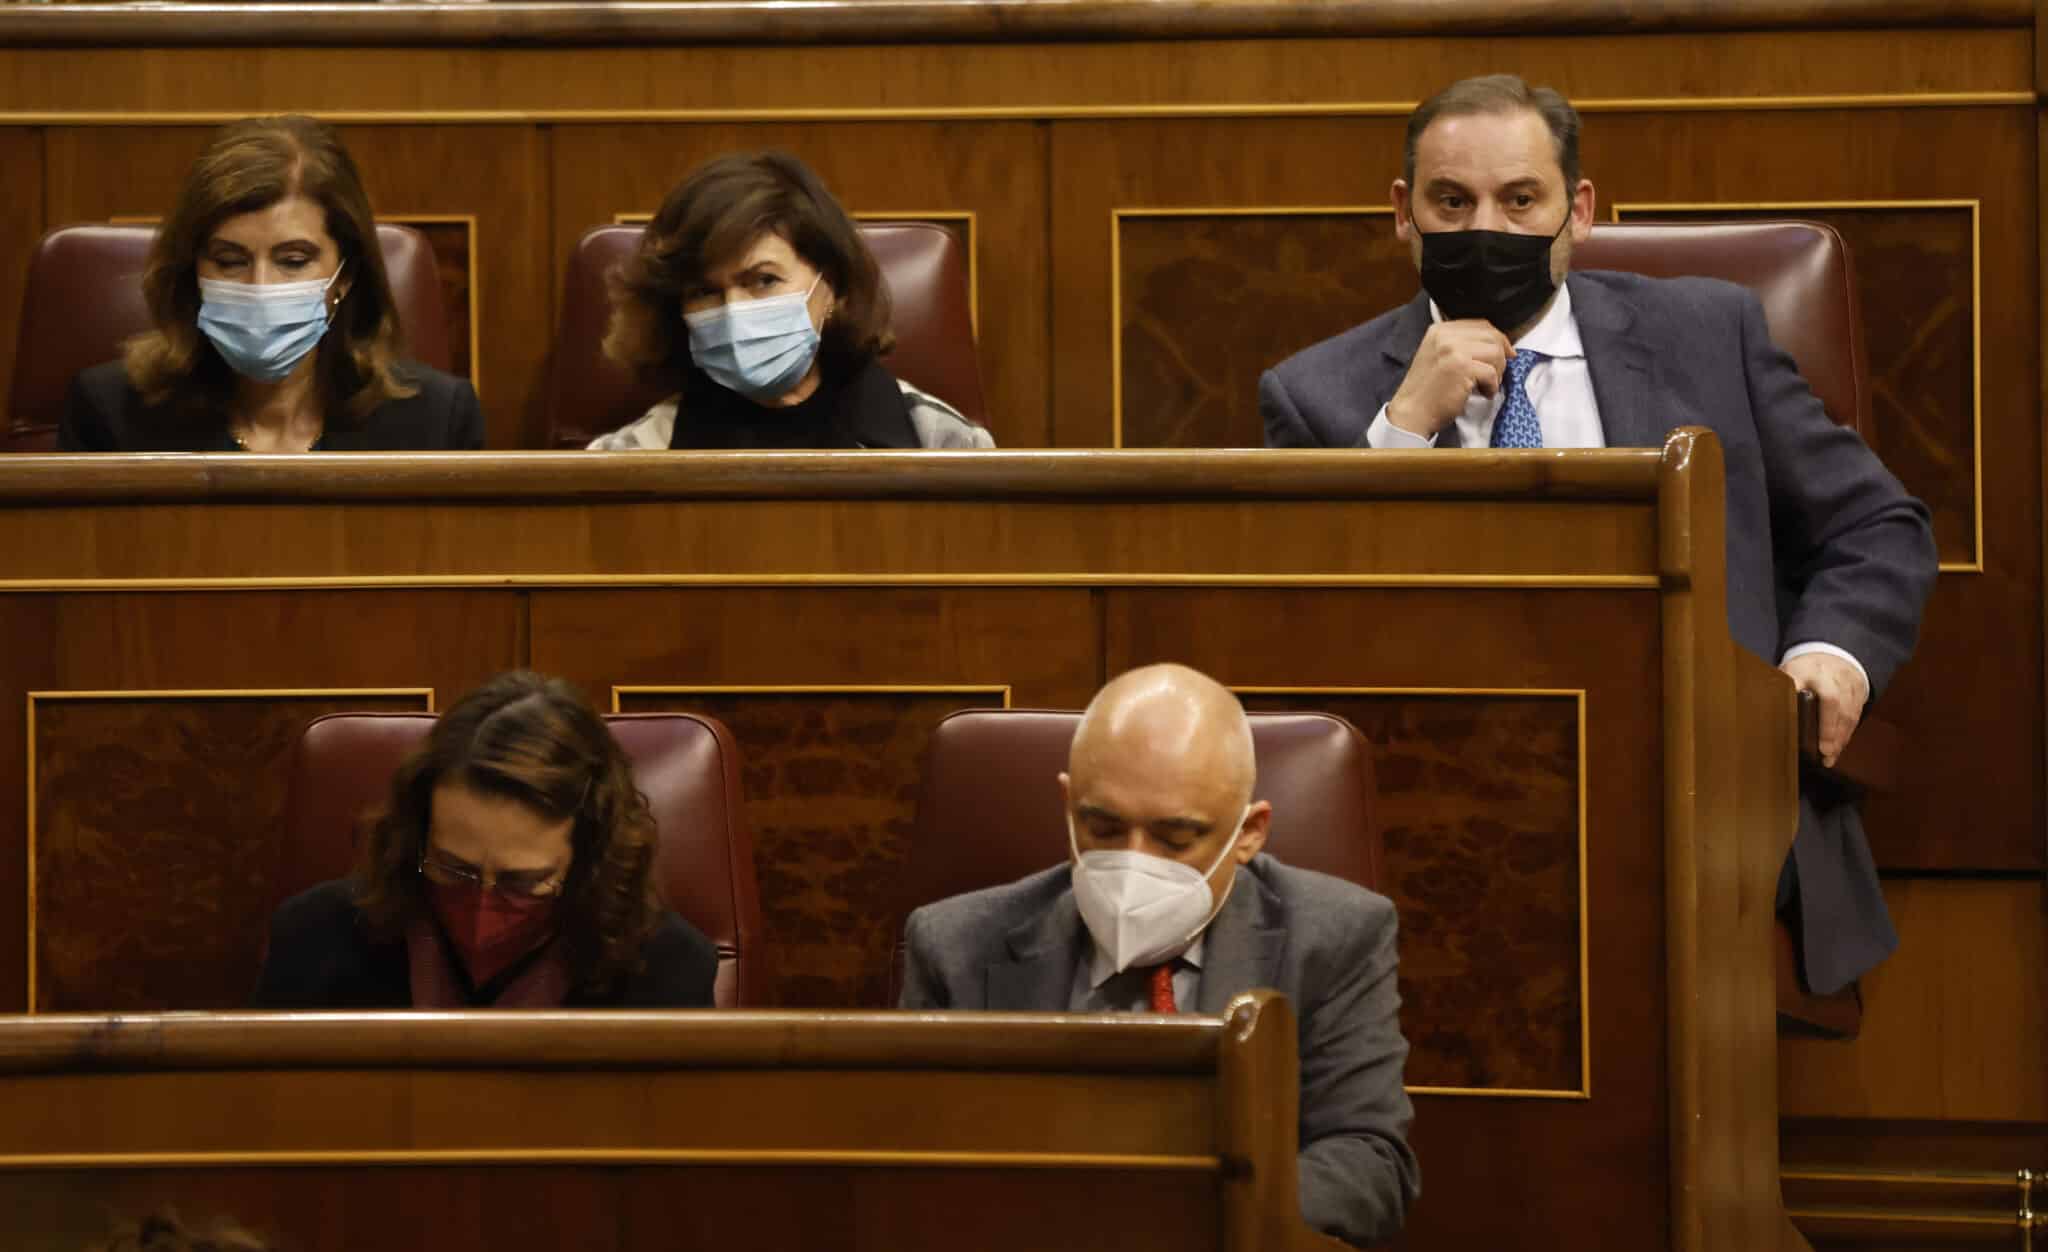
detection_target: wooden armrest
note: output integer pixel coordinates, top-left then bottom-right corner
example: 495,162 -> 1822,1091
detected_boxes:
1797,689 -> 1903,790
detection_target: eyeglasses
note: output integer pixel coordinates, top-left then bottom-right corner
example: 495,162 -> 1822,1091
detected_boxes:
418,850 -> 568,900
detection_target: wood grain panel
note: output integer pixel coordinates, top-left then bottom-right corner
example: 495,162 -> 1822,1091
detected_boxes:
530,586 -> 1102,1005
6,1165 -> 1216,1252
0,28 -> 2026,115
1238,691 -> 1582,1092
1619,204 -> 1979,570
30,690 -> 430,1011
0,127 -> 42,435
1052,118 -> 1401,446
1779,877 -> 2047,1121
1117,210 -> 1406,448
0,590 -> 521,1013
550,123 -> 1048,447
616,689 -> 1005,1006
330,126 -> 545,448
1103,586 -> 1668,1248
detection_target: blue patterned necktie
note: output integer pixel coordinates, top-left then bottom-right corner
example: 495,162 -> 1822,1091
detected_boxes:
1489,349 -> 1549,448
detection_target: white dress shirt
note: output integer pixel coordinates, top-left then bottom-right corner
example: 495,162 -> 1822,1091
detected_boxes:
1072,932 -> 1204,1012
1362,284 -> 1868,690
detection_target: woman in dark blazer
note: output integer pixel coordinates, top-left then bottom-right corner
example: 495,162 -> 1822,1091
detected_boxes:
253,672 -> 717,1009
58,114 -> 481,453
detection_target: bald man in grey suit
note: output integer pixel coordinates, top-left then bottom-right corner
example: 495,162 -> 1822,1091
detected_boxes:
900,664 -> 1418,1248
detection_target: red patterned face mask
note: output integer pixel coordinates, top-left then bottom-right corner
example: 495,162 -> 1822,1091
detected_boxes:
427,879 -> 559,985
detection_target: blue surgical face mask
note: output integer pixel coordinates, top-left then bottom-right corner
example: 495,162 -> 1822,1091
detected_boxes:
685,276 -> 823,402
196,265 -> 344,383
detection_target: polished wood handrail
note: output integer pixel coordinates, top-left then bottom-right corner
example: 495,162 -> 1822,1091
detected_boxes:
0,1009 -> 1225,1072
0,0 -> 2024,48
0,449 -> 1667,504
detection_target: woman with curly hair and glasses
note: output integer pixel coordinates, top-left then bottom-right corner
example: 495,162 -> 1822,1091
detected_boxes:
253,672 -> 716,1008
58,114 -> 482,452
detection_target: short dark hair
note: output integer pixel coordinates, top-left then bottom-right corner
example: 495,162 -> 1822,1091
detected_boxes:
606,150 -> 893,379
351,671 -> 663,997
1404,74 -> 1582,189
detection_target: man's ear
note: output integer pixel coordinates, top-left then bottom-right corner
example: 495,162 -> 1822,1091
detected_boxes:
1057,771 -> 1071,810
1570,178 -> 1597,242
1235,800 -> 1272,863
1391,179 -> 1415,242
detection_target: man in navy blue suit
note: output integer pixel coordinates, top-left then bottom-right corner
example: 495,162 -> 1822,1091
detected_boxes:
1260,73 -> 1938,999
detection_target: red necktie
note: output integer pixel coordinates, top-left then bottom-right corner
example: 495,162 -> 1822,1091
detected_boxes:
1148,962 -> 1177,1013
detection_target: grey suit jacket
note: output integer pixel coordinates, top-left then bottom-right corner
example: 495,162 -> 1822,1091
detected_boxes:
1260,272 -> 1940,994
901,853 -> 1419,1248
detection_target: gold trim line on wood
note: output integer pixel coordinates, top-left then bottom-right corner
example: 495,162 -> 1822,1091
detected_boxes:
1784,1168 -> 2044,1188
23,686 -> 436,1014
0,1148 -> 1222,1172
1404,1084 -> 1589,1100
1110,205 -> 1394,449
0,93 -> 2032,128
612,684 -> 1014,713
0,574 -> 1667,592
1235,685 -> 1592,1100
1787,1206 -> 2035,1228
1612,198 -> 1986,575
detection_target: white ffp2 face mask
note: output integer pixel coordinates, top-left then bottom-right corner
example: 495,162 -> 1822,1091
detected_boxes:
1068,802 -> 1251,974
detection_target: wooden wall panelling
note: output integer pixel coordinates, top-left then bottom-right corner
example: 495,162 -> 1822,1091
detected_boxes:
0,589 -> 523,1013
1101,586 -> 1668,1250
42,126 -> 542,449
1580,106 -> 2041,872
1049,117 -> 1402,448
30,688 -> 431,1011
1780,878 -> 2047,1123
329,126 -> 547,449
0,127 -> 42,434
0,26 -> 2028,116
528,586 -> 1102,1006
548,122 -> 1049,447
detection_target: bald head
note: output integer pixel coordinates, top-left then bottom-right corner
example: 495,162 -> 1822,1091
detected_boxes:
1062,664 -> 1269,875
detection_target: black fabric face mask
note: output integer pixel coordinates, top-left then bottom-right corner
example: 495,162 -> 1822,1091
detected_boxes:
1417,211 -> 1571,333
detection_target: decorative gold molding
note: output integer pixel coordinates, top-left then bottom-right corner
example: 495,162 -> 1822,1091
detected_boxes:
1610,199 -> 1986,575
612,683 -> 1014,713
0,573 -> 1665,593
23,686 -> 436,1013
1231,684 -> 1592,1102
1109,205 -> 1394,450
0,93 -> 2032,128
612,209 -> 980,336
0,1147 -> 1222,1171
384,211 -> 485,398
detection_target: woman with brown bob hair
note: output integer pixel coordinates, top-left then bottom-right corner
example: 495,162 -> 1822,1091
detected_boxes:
253,671 -> 717,1008
58,115 -> 482,452
588,150 -> 991,450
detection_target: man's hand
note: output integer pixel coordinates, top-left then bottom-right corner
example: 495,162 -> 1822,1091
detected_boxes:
1781,652 -> 1868,768
1385,319 -> 1515,438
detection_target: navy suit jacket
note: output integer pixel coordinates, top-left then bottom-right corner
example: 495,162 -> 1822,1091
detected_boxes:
1260,272 -> 1939,993
901,854 -> 1419,1248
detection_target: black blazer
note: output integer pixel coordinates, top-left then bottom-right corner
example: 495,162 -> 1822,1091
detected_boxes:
57,359 -> 485,451
251,879 -> 721,1009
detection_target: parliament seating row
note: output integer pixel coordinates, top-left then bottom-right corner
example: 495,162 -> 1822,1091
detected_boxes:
274,705 -> 1377,1014
10,218 -> 1854,450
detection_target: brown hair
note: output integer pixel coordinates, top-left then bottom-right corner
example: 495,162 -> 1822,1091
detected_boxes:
88,1211 -> 272,1252
1405,74 -> 1583,189
123,114 -> 418,426
352,671 -> 662,996
605,150 -> 893,380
